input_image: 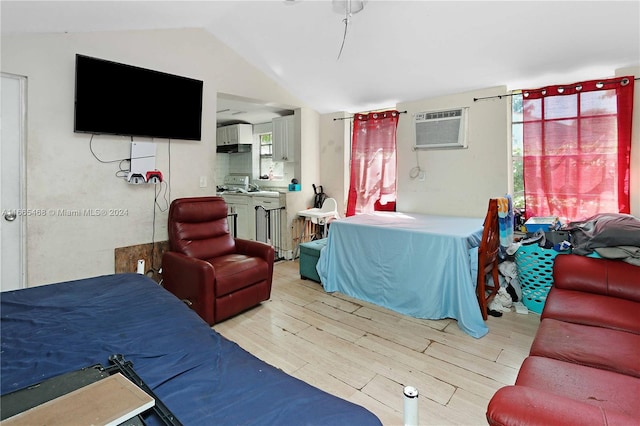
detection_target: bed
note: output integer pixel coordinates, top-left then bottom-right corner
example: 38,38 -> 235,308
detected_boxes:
316,212 -> 488,338
0,273 -> 381,425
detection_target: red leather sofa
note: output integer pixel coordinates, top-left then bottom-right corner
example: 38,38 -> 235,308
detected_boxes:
487,254 -> 640,425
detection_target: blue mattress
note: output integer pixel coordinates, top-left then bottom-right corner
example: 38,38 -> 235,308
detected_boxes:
0,273 -> 381,425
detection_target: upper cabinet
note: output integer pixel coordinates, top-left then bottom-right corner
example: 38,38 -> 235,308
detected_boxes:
216,124 -> 253,146
272,115 -> 295,162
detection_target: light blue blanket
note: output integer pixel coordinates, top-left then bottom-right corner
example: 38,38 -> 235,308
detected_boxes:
317,212 -> 488,338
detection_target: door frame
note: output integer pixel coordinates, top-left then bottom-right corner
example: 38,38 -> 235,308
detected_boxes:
1,72 -> 27,290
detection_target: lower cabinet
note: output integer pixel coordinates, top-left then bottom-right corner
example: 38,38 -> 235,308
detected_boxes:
223,194 -> 287,255
252,195 -> 287,259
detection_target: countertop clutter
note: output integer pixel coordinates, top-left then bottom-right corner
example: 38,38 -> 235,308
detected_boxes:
216,189 -> 282,198
216,175 -> 283,198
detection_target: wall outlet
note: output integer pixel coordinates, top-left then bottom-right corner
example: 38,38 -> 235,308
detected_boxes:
418,171 -> 426,181
136,259 -> 145,274
199,176 -> 207,188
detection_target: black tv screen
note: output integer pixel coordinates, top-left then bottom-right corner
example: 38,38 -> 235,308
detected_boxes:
74,54 -> 203,140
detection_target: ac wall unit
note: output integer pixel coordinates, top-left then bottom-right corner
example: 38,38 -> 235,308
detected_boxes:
414,107 -> 469,150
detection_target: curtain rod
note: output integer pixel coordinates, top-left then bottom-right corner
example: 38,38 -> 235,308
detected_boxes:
333,110 -> 408,121
473,77 -> 640,102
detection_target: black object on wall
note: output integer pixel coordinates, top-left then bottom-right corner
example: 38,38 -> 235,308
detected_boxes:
74,54 -> 203,141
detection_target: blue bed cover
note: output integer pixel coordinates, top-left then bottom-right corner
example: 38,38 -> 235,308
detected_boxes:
1,273 -> 381,425
317,212 -> 488,338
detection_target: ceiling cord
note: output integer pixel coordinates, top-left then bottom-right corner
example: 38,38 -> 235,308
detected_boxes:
337,15 -> 349,60
336,0 -> 365,60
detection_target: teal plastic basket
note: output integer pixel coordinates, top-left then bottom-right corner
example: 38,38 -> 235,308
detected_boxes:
514,244 -> 570,314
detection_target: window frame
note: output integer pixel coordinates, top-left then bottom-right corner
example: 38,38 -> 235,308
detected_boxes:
257,131 -> 284,180
511,91 -> 525,210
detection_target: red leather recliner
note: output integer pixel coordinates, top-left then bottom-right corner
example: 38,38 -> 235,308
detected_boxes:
162,196 -> 274,325
487,255 -> 640,425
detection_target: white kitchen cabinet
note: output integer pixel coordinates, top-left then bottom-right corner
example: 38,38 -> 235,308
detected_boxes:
272,115 -> 295,162
216,124 -> 253,146
216,127 -> 227,146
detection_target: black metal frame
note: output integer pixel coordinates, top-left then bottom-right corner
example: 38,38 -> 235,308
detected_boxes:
255,205 -> 286,260
227,212 -> 238,238
0,354 -> 182,426
105,354 -> 182,426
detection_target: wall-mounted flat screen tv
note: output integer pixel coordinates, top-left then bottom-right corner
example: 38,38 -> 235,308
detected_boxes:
74,54 -> 203,141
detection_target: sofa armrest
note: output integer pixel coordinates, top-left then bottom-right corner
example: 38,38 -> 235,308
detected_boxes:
553,254 -> 640,302
161,251 -> 215,324
487,386 -> 636,426
234,238 -> 275,264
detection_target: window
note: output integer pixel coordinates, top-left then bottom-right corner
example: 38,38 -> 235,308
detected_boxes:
511,93 -> 524,209
512,76 -> 633,222
346,110 -> 399,216
258,132 -> 283,180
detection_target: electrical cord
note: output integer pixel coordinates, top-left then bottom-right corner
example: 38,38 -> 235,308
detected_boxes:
115,159 -> 131,179
150,185 -> 158,274
90,134 -> 155,182
149,139 -> 172,275
149,180 -> 169,276
90,134 -> 156,161
90,133 -> 173,275
167,139 -> 172,202
409,149 -> 424,180
409,166 -> 421,179
89,134 -> 128,164
154,180 -> 169,213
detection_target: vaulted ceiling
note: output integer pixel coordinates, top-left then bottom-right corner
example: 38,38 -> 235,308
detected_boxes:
3,1 -> 639,115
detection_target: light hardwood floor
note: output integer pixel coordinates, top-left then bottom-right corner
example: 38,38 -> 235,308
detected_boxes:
214,260 -> 540,426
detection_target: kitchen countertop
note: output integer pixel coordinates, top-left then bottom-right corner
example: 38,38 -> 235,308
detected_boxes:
216,190 -> 283,198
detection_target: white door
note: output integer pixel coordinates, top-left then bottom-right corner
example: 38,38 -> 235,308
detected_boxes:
1,73 -> 27,291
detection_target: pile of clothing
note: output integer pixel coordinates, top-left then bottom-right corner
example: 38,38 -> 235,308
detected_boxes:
567,213 -> 640,266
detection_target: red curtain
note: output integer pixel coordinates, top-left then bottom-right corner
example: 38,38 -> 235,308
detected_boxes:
346,110 -> 399,216
522,76 -> 634,221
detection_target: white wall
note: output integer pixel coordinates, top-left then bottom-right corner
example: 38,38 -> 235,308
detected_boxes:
285,108 -> 320,214
398,86 -> 510,217
317,87 -> 509,220
318,112 -> 350,216
1,28 -> 307,286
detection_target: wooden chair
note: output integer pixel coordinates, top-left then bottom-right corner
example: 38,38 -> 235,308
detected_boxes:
476,198 -> 501,320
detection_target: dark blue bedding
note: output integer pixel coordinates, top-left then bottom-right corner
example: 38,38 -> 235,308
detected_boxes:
1,273 -> 381,425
